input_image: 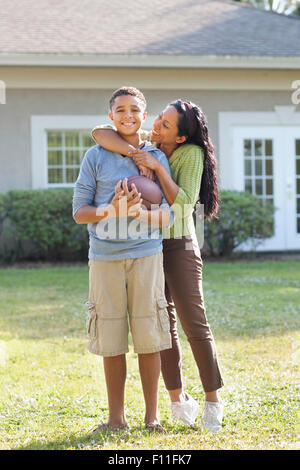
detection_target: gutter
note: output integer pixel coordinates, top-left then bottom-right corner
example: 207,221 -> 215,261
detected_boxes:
0,53 -> 299,69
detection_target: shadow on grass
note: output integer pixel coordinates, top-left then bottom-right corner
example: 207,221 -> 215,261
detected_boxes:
14,423 -> 194,450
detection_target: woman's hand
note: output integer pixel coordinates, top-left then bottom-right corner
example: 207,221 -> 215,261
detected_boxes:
138,165 -> 155,181
130,149 -> 159,172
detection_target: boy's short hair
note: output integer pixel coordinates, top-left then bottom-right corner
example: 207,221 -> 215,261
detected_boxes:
109,86 -> 147,110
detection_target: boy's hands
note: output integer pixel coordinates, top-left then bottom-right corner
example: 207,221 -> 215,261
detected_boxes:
95,178 -> 169,227
110,178 -> 143,219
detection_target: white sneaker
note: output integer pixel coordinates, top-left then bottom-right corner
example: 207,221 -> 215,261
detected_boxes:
201,401 -> 223,432
170,393 -> 200,426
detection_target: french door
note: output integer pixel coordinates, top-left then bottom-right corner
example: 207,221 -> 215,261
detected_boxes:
232,126 -> 300,251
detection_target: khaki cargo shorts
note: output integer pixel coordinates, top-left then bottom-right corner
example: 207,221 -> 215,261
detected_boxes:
86,252 -> 171,357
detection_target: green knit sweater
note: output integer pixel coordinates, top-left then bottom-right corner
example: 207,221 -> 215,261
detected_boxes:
92,125 -> 204,239
163,144 -> 204,239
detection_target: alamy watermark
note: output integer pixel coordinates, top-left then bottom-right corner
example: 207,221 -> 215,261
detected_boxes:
94,202 -> 205,250
291,80 -> 300,105
0,80 -> 6,104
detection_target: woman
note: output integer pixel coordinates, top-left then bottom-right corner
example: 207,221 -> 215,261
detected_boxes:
92,99 -> 224,432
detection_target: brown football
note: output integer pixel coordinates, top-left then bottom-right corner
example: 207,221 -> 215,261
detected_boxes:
124,175 -> 162,210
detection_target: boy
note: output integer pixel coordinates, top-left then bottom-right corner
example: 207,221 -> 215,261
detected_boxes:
72,87 -> 173,432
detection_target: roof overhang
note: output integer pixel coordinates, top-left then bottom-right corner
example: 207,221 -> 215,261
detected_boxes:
0,53 -> 300,69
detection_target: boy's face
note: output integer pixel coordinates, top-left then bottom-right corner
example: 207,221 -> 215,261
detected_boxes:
109,94 -> 147,137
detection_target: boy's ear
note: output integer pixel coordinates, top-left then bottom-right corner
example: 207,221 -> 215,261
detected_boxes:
142,110 -> 147,121
108,111 -> 114,121
176,135 -> 187,144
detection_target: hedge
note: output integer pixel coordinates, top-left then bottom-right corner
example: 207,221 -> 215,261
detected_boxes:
0,188 -> 275,263
0,189 -> 88,262
203,190 -> 275,256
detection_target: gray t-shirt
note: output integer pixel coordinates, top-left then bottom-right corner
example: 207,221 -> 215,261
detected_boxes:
72,142 -> 173,260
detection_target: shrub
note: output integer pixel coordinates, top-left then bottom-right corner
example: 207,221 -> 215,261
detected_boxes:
203,190 -> 275,256
0,188 -> 276,263
0,189 -> 88,262
0,192 -> 6,242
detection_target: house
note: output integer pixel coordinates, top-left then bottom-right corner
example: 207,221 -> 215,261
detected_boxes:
0,0 -> 300,251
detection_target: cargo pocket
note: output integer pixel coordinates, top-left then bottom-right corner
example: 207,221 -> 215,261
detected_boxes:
86,301 -> 97,340
156,297 -> 170,332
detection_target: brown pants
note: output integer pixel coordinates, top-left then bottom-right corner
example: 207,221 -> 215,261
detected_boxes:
160,234 -> 224,393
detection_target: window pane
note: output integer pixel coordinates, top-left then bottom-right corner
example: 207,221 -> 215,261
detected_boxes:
266,198 -> 274,209
255,140 -> 262,157
66,150 -> 81,166
244,159 -> 252,176
266,159 -> 273,176
66,167 -> 80,183
296,139 -> 300,156
255,179 -> 263,195
244,140 -> 252,157
255,159 -> 263,176
297,217 -> 300,234
47,129 -> 95,186
65,131 -> 79,147
47,131 -> 62,147
48,150 -> 63,166
296,159 -> 300,176
82,132 -> 95,148
245,179 -> 252,193
297,198 -> 300,215
266,179 -> 273,195
265,140 -> 273,156
48,168 -> 63,184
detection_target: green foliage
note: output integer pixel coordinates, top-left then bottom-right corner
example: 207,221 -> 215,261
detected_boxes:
0,189 -> 88,262
232,0 -> 300,16
0,193 -> 5,227
204,190 -> 275,256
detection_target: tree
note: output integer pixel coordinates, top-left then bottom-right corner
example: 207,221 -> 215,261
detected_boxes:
233,0 -> 300,16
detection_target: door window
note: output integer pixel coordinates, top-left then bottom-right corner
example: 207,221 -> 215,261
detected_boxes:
243,138 -> 274,204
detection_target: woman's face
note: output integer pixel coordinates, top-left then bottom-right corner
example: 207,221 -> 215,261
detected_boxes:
151,105 -> 185,146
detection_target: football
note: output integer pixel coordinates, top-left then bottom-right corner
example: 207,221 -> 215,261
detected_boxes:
124,175 -> 162,210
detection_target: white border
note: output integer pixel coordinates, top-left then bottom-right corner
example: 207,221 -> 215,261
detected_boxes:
31,114 -> 156,189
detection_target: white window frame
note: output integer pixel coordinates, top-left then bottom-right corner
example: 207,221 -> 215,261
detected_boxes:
31,114 -> 156,189
218,106 -> 300,190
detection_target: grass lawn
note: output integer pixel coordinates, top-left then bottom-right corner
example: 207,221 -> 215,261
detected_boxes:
0,259 -> 299,450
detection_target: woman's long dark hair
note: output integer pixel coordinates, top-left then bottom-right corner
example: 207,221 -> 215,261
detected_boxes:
170,100 -> 219,220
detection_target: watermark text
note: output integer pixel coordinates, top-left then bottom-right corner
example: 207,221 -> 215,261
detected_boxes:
95,202 -> 205,249
0,80 -> 6,104
291,80 -> 300,105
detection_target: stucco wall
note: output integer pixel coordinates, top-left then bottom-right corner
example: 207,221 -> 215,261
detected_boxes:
0,87 -> 292,193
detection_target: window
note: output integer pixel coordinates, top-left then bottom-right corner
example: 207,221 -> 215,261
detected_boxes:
243,138 -> 274,207
47,130 -> 94,186
31,115 -> 156,189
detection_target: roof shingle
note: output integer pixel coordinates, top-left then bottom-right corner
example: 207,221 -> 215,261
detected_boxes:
0,0 -> 299,56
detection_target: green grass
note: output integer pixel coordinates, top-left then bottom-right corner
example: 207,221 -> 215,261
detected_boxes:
0,260 -> 299,450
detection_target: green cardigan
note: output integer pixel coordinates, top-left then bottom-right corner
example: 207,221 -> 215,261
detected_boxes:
92,125 -> 204,239
164,144 -> 204,239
